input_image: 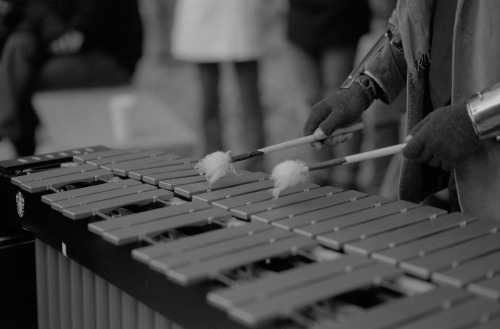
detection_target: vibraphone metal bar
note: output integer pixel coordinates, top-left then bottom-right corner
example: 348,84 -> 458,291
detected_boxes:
2,146 -> 500,329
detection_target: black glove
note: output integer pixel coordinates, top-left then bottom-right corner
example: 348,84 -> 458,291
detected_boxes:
303,74 -> 377,147
403,102 -> 481,171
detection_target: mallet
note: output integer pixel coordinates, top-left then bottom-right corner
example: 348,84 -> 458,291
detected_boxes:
270,143 -> 407,197
196,122 -> 364,184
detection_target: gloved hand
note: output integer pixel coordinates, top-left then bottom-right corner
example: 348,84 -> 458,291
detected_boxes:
303,74 -> 376,149
403,102 -> 481,171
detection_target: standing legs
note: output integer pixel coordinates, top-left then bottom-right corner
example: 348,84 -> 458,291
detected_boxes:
198,62 -> 222,154
234,60 -> 265,171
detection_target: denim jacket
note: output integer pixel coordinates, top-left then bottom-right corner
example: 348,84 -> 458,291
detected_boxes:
365,0 -> 500,220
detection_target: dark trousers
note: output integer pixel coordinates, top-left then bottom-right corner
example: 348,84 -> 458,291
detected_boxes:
0,31 -> 132,156
198,60 -> 266,171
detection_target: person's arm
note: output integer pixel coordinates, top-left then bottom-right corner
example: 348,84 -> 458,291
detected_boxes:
303,10 -> 408,148
363,10 -> 407,104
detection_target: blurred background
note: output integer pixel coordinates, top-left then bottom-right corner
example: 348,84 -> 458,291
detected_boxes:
0,0 -> 403,198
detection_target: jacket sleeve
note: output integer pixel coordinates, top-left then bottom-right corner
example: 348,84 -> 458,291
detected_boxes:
21,0 -> 111,44
364,10 -> 408,104
20,0 -> 66,43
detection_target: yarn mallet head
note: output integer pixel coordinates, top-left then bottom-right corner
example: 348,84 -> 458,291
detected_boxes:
270,143 -> 407,197
195,151 -> 236,185
270,159 -> 309,198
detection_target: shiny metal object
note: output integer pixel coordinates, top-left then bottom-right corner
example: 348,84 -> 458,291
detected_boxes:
467,86 -> 500,140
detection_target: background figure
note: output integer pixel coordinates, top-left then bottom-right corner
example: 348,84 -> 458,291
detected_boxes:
286,0 -> 371,189
170,0 -> 267,172
0,0 -> 143,156
140,0 -> 176,65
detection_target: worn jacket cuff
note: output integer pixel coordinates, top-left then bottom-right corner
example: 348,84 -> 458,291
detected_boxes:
364,35 -> 407,104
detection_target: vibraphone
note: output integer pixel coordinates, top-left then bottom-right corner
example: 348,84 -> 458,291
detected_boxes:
1,146 -> 500,329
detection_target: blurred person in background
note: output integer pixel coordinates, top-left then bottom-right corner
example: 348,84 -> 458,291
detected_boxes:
285,0 -> 372,190
140,0 -> 176,65
0,0 -> 143,157
170,0 -> 269,171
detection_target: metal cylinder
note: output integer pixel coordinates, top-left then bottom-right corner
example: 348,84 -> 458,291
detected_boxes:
467,86 -> 500,140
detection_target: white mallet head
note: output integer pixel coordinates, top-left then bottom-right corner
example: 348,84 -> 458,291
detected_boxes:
195,151 -> 235,185
270,159 -> 309,198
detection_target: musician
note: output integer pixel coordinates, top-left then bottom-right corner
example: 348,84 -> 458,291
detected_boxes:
303,0 -> 500,220
0,0 -> 143,157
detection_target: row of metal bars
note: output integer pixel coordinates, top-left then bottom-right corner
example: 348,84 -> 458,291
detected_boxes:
35,239 -> 183,329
